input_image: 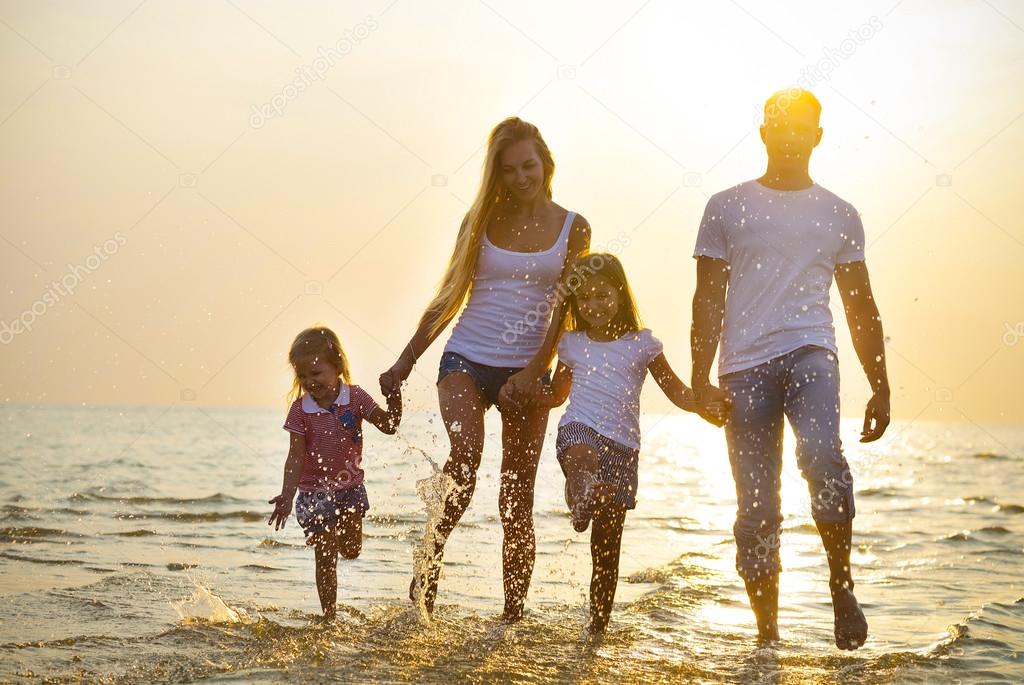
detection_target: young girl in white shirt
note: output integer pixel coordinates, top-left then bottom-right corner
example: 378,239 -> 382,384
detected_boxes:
541,252 -> 724,634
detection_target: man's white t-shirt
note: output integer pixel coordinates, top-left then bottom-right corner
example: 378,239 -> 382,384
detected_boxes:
693,180 -> 865,377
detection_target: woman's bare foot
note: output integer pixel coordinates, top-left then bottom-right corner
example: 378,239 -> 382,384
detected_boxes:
409,558 -> 441,616
832,586 -> 868,650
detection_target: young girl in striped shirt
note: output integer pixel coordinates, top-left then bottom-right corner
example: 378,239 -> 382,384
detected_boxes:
541,253 -> 725,634
268,326 -> 402,620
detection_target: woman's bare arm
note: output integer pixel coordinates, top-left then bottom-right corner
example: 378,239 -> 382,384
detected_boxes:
501,214 -> 591,407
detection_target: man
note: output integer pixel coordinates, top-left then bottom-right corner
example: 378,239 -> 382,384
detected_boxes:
690,88 -> 890,649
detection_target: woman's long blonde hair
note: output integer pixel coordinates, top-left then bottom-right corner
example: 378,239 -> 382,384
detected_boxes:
425,117 -> 555,337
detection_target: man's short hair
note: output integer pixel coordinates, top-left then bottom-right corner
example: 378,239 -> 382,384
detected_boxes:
763,88 -> 822,123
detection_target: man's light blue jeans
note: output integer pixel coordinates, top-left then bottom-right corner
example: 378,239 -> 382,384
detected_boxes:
720,345 -> 855,582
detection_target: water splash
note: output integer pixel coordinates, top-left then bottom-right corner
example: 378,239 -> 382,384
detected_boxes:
171,578 -> 249,624
410,460 -> 462,622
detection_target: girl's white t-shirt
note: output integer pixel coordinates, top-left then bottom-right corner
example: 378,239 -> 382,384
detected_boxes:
556,328 -> 663,449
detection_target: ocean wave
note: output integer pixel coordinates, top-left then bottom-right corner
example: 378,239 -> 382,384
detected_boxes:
2,503 -> 94,520
0,550 -> 84,566
925,597 -> 1024,671
257,537 -> 304,549
966,495 -> 998,505
1,634 -> 122,650
967,451 -> 1012,461
167,562 -> 199,571
69,491 -> 249,505
0,526 -> 84,542
240,564 -> 285,573
0,504 -> 38,521
858,487 -> 902,497
120,510 -> 264,523
943,526 -> 1013,541
964,496 -> 1024,514
105,528 -> 159,537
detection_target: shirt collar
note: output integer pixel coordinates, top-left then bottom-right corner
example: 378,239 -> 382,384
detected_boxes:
301,384 -> 350,413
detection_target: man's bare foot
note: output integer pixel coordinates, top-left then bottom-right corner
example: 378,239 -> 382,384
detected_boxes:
832,586 -> 868,650
744,575 -> 780,644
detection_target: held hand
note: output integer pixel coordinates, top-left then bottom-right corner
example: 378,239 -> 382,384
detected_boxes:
534,387 -> 556,409
860,391 -> 890,442
267,494 -> 293,530
383,377 -> 403,404
676,387 -> 701,414
499,367 -> 544,411
380,357 -> 413,398
694,383 -> 730,428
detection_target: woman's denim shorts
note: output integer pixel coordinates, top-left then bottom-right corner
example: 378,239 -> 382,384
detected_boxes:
437,351 -> 550,410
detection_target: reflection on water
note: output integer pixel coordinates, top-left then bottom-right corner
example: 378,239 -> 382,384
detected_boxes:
0,404 -> 1022,683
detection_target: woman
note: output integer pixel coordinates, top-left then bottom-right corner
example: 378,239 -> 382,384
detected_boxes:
379,117 -> 590,621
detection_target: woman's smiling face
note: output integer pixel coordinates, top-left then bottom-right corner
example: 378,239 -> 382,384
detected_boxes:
500,138 -> 544,203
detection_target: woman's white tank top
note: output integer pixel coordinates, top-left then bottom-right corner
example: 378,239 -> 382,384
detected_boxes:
444,211 -> 576,368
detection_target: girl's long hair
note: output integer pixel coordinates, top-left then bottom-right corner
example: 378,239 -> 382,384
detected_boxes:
564,252 -> 643,335
286,325 -> 350,405
425,117 -> 555,337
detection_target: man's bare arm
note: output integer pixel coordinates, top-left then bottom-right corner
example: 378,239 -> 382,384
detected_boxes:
835,260 -> 891,442
690,257 -> 729,391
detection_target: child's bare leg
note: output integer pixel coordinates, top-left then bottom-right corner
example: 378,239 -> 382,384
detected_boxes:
313,532 -> 340,620
562,444 -> 613,532
337,509 -> 363,560
589,504 -> 626,634
562,444 -> 597,508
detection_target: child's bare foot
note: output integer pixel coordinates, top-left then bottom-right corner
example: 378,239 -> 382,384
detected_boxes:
566,477 -> 614,532
587,615 -> 609,636
831,586 -> 868,650
500,606 -> 524,623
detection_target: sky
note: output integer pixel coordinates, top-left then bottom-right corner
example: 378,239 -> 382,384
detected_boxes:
1,0 -> 1022,426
